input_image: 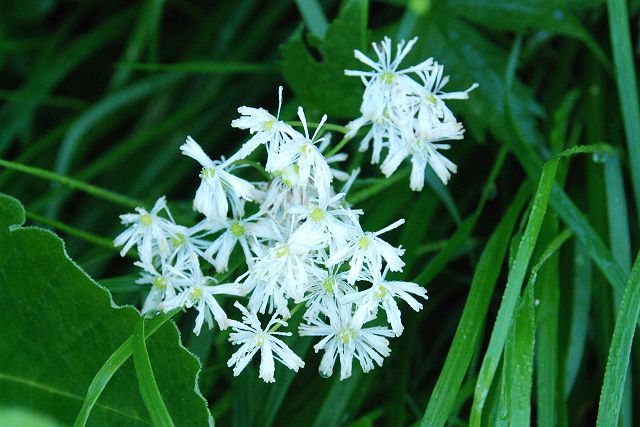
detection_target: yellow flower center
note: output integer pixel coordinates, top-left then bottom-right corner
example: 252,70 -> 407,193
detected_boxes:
309,207 -> 325,222
191,287 -> 203,300
339,327 -> 356,344
230,221 -> 245,237
152,276 -> 167,289
374,284 -> 388,299
201,167 -> 216,179
382,71 -> 394,84
323,276 -> 335,293
140,214 -> 153,226
255,332 -> 266,347
358,236 -> 370,249
275,244 -> 289,258
265,119 -> 274,130
171,233 -> 186,247
426,93 -> 438,104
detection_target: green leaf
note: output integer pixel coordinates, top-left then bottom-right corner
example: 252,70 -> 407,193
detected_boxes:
132,318 -> 175,427
420,183 -> 531,427
502,279 -> 535,426
597,252 -> 640,426
0,193 -> 212,426
469,159 -> 557,426
280,0 -> 368,118
607,0 -> 640,229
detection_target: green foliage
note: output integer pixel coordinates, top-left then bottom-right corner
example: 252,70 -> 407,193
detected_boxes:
280,0 -> 368,118
0,193 -> 211,426
2,0 -> 640,425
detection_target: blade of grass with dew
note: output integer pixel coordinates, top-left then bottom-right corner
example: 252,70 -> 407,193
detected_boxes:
604,152 -> 634,426
564,240 -> 592,396
596,252 -> 640,426
420,183 -> 531,427
497,278 -> 535,427
132,317 -> 175,427
535,215 -> 561,427
74,309 -> 179,427
504,42 -> 628,300
606,0 -> 640,229
0,159 -> 144,208
469,158 -> 557,426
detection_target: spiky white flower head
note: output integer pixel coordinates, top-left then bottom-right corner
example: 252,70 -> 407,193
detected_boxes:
161,252 -> 246,334
135,257 -> 185,314
345,268 -> 428,336
299,300 -> 395,380
268,107 -> 334,202
113,196 -> 177,265
326,218 -> 406,284
227,302 -> 304,383
231,86 -> 300,168
346,36 -> 477,188
180,136 -> 255,219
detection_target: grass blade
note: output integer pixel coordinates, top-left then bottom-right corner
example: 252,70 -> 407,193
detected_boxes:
294,0 -> 328,38
606,0 -> 640,228
469,158 -> 557,426
74,310 -> 178,427
564,240 -> 593,396
132,317 -> 175,427
420,183 -> 531,426
596,252 -> 640,426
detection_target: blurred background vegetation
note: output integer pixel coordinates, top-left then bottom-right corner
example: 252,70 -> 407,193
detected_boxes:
2,0 -> 640,425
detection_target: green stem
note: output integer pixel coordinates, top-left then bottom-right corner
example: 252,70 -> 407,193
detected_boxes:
25,211 -> 117,252
0,158 -> 144,209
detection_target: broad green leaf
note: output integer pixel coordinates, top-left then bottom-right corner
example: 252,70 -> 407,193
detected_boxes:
280,0 -> 368,118
0,193 -> 212,426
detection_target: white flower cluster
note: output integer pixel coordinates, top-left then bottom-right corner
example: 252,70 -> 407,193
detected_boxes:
345,37 -> 477,190
114,36 -> 466,383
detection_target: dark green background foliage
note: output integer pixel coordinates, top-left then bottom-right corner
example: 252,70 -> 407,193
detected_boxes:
1,0 -> 640,425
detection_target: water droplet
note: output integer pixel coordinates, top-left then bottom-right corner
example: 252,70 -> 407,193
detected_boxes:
319,370 -> 332,379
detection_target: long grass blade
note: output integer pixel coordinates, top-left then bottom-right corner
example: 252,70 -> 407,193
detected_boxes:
596,252 -> 640,426
469,158 -> 557,426
132,317 -> 175,427
420,183 -> 530,426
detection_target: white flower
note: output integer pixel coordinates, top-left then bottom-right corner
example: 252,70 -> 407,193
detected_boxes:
167,220 -> 212,262
268,107 -> 333,201
135,257 -> 184,314
113,196 -> 177,265
344,37 -> 431,139
244,232 -> 324,314
325,218 -> 406,284
161,253 -> 246,334
230,86 -> 299,169
299,300 -> 394,380
227,302 -> 304,383
180,136 -> 255,219
302,269 -> 354,322
203,210 -> 269,273
345,268 -> 428,335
